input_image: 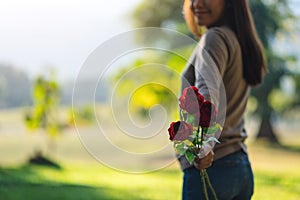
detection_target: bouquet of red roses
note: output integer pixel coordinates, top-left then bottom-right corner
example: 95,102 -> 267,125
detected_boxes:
168,86 -> 222,200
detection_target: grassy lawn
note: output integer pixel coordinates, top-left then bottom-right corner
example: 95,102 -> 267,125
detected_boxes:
1,143 -> 300,199
0,164 -> 182,200
250,145 -> 300,200
1,108 -> 300,199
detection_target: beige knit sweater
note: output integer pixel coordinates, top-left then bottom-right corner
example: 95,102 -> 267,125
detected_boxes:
179,26 -> 250,170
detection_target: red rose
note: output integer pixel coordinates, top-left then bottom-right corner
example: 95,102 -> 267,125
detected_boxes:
199,100 -> 217,127
168,121 -> 193,141
179,86 -> 204,114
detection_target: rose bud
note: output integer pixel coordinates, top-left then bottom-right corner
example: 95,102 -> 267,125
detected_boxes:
179,86 -> 204,114
168,121 -> 193,141
199,100 -> 217,127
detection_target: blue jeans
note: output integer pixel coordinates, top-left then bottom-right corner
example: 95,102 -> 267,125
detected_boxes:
182,150 -> 254,200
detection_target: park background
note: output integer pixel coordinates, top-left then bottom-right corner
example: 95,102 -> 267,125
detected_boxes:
1,0 -> 300,199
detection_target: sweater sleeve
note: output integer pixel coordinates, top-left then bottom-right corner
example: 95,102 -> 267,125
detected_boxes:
194,27 -> 229,101
194,27 -> 229,158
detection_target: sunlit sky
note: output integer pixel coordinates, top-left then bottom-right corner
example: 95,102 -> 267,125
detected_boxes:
0,0 -> 142,80
1,0 -> 299,81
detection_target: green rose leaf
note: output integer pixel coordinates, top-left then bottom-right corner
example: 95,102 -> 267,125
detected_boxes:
203,123 -> 222,134
193,129 -> 198,136
185,150 -> 196,164
174,142 -> 186,155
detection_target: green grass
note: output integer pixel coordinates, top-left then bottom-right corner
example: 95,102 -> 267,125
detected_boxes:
1,108 -> 300,199
249,143 -> 300,200
0,164 -> 182,200
1,144 -> 300,200
253,171 -> 300,200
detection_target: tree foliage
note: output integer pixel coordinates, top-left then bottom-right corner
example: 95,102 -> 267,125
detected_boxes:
110,51 -> 191,119
249,0 -> 297,142
132,0 -> 185,31
25,76 -> 61,137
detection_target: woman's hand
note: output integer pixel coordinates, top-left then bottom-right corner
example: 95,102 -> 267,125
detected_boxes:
193,151 -> 214,170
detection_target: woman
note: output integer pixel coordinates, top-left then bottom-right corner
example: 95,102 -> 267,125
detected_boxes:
179,0 -> 266,199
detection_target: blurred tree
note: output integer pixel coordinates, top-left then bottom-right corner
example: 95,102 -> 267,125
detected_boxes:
249,0 -> 297,143
131,0 -> 187,34
130,0 -> 298,143
0,64 -> 31,108
111,52 -> 188,119
25,75 -> 62,156
291,73 -> 300,108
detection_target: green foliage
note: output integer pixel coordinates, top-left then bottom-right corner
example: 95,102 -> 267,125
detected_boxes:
249,0 -> 298,120
69,105 -> 94,125
25,76 -> 61,137
131,0 -> 185,30
185,149 -> 196,164
174,142 -> 186,154
131,0 -> 194,44
111,48 -> 193,119
249,0 -> 295,48
203,123 -> 222,135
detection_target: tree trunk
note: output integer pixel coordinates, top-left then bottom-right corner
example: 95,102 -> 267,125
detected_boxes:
256,118 -> 279,143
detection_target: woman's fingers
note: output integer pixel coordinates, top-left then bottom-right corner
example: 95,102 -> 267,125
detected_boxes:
193,151 -> 214,170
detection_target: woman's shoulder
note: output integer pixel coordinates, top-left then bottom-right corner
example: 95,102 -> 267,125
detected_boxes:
204,26 -> 235,39
195,26 -> 241,75
199,26 -> 239,54
207,26 -> 235,35
209,26 -> 238,44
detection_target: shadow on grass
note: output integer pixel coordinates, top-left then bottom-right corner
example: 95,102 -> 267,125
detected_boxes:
255,139 -> 300,153
268,142 -> 300,153
278,144 -> 300,153
27,152 -> 62,170
0,165 -> 147,200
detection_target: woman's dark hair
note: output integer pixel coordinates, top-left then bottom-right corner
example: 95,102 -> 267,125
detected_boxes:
223,0 -> 266,86
183,0 -> 267,86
